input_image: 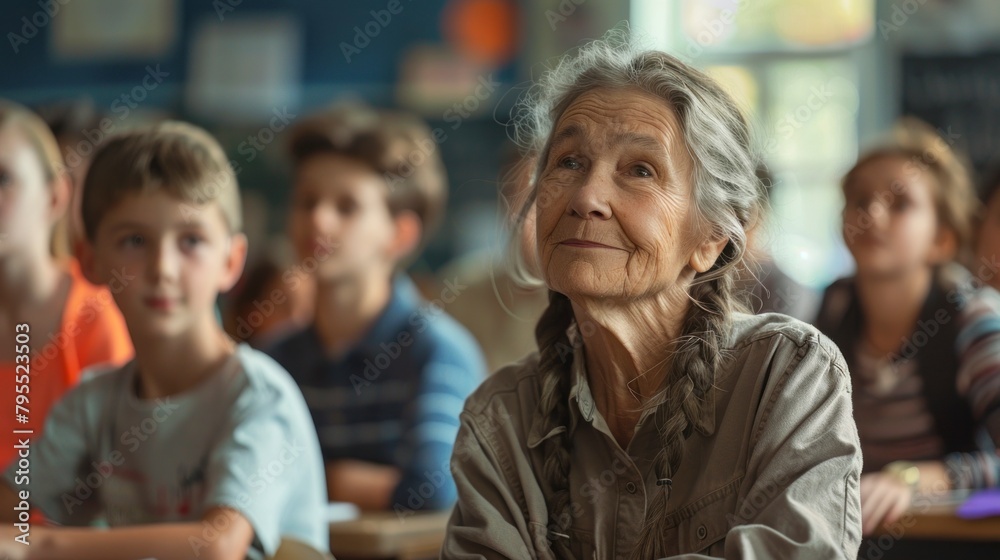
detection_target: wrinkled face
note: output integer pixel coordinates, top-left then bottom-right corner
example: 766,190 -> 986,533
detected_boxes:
842,155 -> 949,277
0,125 -> 56,258
88,190 -> 243,339
535,87 -> 713,302
289,153 -> 397,282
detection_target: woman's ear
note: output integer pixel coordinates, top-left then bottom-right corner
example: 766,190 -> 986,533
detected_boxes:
220,233 -> 249,293
389,210 -> 422,260
690,236 -> 729,274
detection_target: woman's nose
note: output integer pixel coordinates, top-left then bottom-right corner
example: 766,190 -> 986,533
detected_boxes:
567,171 -> 612,220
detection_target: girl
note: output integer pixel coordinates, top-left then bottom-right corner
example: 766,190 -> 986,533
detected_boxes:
816,117 -> 1000,535
0,100 -> 132,469
974,165 -> 1000,293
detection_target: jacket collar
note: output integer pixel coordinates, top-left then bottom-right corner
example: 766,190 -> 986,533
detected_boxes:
527,322 -> 717,449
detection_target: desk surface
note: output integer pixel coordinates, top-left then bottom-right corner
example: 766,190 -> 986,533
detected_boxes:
329,500 -> 1000,559
878,495 -> 1000,541
329,511 -> 450,560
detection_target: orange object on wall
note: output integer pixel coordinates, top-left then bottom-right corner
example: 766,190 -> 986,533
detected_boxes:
442,0 -> 518,66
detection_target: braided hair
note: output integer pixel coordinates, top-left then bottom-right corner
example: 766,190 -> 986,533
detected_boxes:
509,28 -> 765,558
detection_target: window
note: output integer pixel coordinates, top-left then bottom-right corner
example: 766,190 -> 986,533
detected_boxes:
632,0 -> 876,289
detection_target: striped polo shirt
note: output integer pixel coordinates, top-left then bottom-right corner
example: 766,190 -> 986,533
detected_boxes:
265,275 -> 487,511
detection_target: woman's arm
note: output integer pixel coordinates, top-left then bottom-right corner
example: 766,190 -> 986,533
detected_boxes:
668,336 -> 863,559
442,414 -> 539,560
0,507 -> 253,560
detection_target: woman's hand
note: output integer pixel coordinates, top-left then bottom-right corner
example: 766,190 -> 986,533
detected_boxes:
860,472 -> 913,536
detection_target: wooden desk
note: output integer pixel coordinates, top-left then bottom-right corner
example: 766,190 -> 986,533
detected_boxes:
876,493 -> 1000,541
869,494 -> 1000,559
329,511 -> 451,560
886,503 -> 1000,541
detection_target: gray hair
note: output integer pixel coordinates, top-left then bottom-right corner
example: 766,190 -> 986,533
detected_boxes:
513,29 -> 765,559
510,28 -> 764,287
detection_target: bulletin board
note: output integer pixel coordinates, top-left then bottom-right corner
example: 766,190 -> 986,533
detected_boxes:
901,51 -> 1000,176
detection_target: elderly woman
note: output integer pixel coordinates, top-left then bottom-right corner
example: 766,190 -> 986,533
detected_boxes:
443,35 -> 863,559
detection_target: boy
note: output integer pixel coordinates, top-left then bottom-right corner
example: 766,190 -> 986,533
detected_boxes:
0,122 -> 327,560
266,104 -> 486,513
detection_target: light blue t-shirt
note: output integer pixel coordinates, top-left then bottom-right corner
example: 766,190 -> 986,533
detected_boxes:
4,344 -> 327,559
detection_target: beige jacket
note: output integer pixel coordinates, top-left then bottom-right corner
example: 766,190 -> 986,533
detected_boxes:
443,313 -> 863,559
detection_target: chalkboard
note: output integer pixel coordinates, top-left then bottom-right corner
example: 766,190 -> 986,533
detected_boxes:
901,51 -> 1000,175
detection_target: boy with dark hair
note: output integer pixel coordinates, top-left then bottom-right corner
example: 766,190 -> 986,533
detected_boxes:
267,104 -> 485,513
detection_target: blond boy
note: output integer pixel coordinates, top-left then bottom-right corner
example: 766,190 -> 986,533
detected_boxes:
0,122 -> 327,560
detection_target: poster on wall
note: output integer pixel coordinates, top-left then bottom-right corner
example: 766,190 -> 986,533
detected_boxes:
184,15 -> 302,124
52,0 -> 177,60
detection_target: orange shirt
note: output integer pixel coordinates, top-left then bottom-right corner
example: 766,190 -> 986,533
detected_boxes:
1,261 -> 133,469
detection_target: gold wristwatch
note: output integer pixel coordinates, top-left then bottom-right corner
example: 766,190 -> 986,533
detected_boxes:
883,461 -> 920,490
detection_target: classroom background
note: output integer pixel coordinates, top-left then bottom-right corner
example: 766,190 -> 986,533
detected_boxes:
5,1 -> 1000,559
2,0 -> 997,293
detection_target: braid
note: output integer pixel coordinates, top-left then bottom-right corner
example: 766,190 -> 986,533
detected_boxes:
505,29 -> 762,558
534,290 -> 576,558
631,272 -> 735,559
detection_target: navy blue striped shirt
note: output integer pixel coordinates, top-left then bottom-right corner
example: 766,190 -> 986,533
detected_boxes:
265,275 -> 486,511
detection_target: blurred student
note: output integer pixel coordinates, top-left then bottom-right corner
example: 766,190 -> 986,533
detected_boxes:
969,165 -> 1000,446
225,248 -> 314,349
438,151 -> 547,373
975,164 -> 1000,293
35,98 -> 104,253
266,104 -> 486,512
0,100 -> 132,470
0,121 -> 327,559
815,118 -> 1000,535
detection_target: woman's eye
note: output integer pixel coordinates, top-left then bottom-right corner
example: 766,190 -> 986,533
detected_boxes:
631,165 -> 652,178
559,157 -> 582,170
0,171 -> 10,187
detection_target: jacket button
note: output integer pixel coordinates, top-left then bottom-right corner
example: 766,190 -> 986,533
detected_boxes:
697,524 -> 707,540
625,482 -> 637,494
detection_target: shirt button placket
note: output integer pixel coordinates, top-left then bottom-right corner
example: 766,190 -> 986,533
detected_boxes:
616,475 -> 643,557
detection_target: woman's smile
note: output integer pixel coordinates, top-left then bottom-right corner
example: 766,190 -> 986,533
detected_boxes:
559,238 -> 621,249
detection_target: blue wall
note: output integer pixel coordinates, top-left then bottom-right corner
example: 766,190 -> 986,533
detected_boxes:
0,0 -> 496,107
0,0 -> 521,268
